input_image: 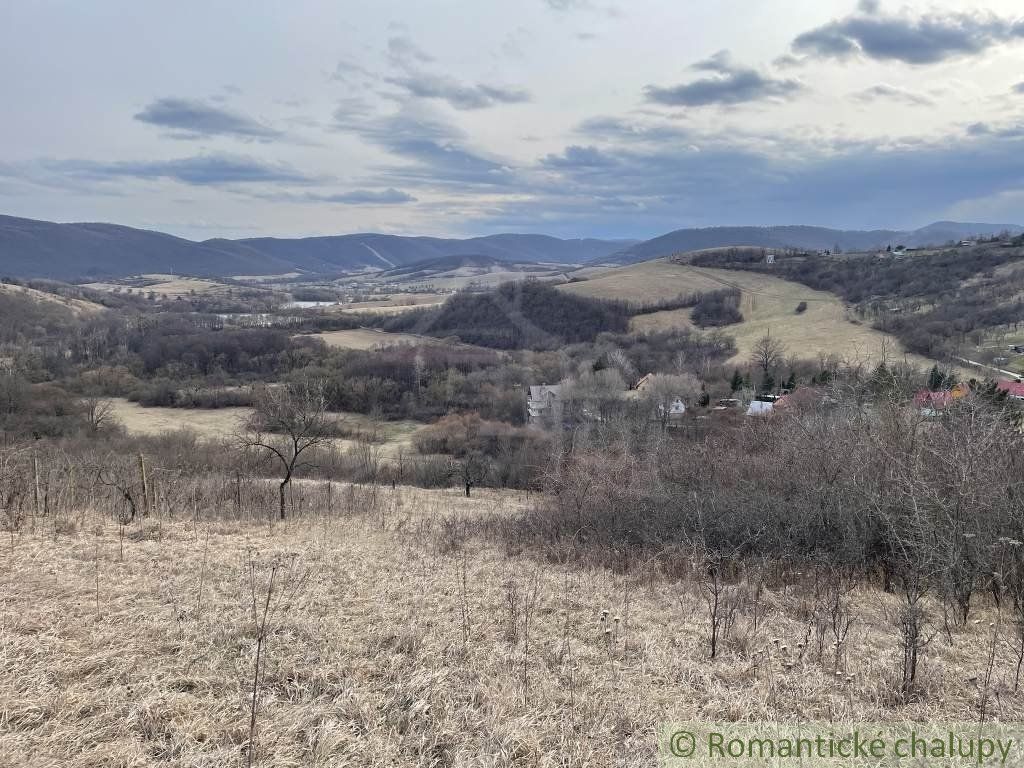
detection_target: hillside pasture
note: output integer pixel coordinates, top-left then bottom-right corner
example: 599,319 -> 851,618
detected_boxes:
1,483 -> 1017,766
83,275 -> 228,298
302,328 -> 442,350
562,259 -> 938,366
0,282 -> 106,315
104,398 -> 423,459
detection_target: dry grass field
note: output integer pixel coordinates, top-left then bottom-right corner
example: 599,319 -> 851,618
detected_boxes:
104,398 -> 423,460
333,294 -> 446,316
302,328 -> 440,350
562,260 -> 939,368
0,283 -> 106,315
387,269 -> 567,292
106,398 -> 252,436
1,483 -> 1019,766
83,275 -> 228,298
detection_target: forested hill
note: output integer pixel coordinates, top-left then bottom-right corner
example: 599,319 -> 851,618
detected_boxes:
376,281 -> 633,350
0,215 -> 633,279
607,222 -> 1024,265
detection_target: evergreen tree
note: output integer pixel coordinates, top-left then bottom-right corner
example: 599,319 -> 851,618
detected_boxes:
698,385 -> 710,408
928,365 -> 944,391
730,369 -> 744,392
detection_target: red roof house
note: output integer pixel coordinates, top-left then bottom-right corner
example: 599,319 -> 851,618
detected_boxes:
997,380 -> 1024,400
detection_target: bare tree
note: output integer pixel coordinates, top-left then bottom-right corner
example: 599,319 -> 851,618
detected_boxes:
751,331 -> 785,376
456,450 -> 490,497
642,373 -> 701,431
240,381 -> 334,520
82,395 -> 115,435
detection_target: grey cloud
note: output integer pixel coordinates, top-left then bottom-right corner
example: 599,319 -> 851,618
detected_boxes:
134,98 -> 281,140
853,84 -> 934,106
463,112 -> 1024,238
793,8 -> 1024,65
541,145 -> 619,169
387,35 -> 434,65
317,188 -> 416,204
543,0 -> 621,17
54,153 -> 313,186
333,108 -> 517,189
1014,82 -> 1024,94
645,52 -> 803,107
386,73 -> 530,110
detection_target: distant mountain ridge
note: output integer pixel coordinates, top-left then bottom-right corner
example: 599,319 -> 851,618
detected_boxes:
0,215 -> 636,279
606,222 -> 1024,265
1,213 -> 1020,279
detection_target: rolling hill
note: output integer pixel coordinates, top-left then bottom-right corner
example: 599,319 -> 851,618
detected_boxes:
606,222 -> 1024,265
560,259 -> 947,369
3,212 -> 1020,280
0,215 -> 634,280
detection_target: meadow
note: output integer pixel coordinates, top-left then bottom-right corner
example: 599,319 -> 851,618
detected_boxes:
561,260 -> 943,367
1,481 -> 1019,767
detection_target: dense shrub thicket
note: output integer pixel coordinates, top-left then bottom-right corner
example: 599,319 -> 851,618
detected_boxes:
374,281 -> 632,349
691,288 -> 743,327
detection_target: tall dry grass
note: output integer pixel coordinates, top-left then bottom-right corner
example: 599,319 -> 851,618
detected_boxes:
2,476 -> 1023,766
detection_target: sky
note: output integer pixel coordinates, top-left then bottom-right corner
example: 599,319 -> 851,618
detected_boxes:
1,0 -> 1023,241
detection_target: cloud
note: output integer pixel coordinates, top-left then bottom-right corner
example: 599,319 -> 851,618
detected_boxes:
544,0 -> 588,9
387,35 -> 434,65
1014,82 -> 1024,94
542,0 -> 621,18
316,188 -> 416,204
644,51 -> 803,107
53,153 -> 313,187
541,145 -> 619,169
853,83 -> 934,106
333,108 -> 517,189
792,7 -> 1024,65
368,35 -> 531,111
462,113 -> 1024,238
385,73 -> 530,110
134,98 -> 281,141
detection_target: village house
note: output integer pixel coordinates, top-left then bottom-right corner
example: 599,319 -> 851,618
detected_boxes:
913,383 -> 969,416
527,383 -> 563,427
997,380 -> 1024,401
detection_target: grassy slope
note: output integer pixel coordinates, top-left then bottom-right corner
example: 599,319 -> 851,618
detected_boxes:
0,282 -> 106,315
309,328 -> 443,350
0,485 -> 1013,766
560,259 -> 940,368
104,398 -> 421,458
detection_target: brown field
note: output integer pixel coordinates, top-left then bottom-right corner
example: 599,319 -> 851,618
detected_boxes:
104,398 -> 423,459
388,269 -> 568,292
0,283 -> 106,315
334,293 -> 447,315
302,328 -> 441,350
105,398 -> 252,436
83,275 -> 228,298
1,482 -> 1016,766
233,272 -> 303,281
562,260 -> 940,368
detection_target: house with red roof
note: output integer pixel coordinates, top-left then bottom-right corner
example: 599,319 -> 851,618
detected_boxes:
996,380 -> 1024,401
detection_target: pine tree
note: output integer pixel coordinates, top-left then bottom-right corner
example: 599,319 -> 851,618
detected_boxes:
928,365 -> 944,391
730,369 -> 744,392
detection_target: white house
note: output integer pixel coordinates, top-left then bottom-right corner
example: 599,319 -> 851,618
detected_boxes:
659,397 -> 686,417
746,400 -> 774,417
